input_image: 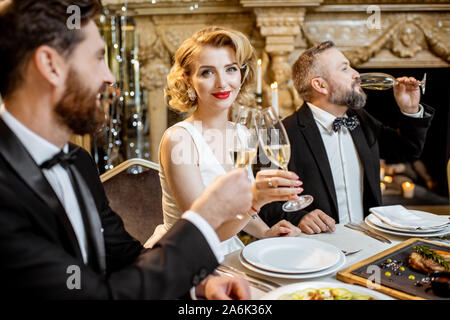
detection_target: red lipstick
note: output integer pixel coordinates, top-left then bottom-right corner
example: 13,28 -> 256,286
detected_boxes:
212,91 -> 231,99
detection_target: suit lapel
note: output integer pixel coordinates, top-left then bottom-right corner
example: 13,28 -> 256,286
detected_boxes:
347,110 -> 382,205
295,104 -> 338,213
0,118 -> 84,260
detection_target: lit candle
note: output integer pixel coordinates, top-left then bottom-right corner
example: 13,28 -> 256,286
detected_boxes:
271,81 -> 279,116
383,175 -> 393,184
256,59 -> 262,96
402,181 -> 415,198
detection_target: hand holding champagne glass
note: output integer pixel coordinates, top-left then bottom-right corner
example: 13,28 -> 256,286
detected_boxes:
258,106 -> 313,212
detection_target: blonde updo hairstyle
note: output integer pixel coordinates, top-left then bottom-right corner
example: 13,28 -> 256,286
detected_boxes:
166,26 -> 256,113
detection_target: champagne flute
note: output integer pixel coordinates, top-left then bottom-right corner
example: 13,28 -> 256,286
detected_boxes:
229,105 -> 259,220
258,106 -> 313,212
359,72 -> 426,95
229,105 -> 259,169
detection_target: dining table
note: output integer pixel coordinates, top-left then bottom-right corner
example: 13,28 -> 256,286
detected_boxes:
221,219 -> 450,300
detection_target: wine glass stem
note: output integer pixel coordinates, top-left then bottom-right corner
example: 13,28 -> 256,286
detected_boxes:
393,79 -> 424,88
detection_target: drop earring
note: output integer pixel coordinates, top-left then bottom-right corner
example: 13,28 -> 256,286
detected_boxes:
187,87 -> 197,101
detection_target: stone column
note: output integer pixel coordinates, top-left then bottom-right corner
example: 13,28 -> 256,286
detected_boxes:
242,0 -> 321,117
134,17 -> 171,163
256,8 -> 306,117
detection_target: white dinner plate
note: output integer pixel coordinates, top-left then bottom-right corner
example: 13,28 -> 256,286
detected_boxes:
365,215 -> 450,238
367,210 -> 449,233
239,250 -> 346,279
259,281 -> 395,300
241,238 -> 341,274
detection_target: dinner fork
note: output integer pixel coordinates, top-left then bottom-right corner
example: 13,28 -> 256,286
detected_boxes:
341,249 -> 362,256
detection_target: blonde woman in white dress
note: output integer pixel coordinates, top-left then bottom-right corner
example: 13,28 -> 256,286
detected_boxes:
145,27 -> 303,254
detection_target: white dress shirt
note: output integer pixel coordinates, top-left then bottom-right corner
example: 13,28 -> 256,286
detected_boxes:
307,103 -> 424,223
1,109 -> 224,265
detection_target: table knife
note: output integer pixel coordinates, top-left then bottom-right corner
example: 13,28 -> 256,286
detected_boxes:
345,223 -> 392,244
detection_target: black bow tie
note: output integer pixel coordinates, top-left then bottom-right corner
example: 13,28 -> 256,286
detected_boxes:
40,147 -> 79,170
332,115 -> 360,132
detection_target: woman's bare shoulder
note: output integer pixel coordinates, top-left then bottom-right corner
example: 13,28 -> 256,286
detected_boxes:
161,123 -> 195,149
160,122 -> 199,167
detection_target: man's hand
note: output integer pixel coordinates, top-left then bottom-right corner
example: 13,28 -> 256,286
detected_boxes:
263,220 -> 302,238
190,169 -> 252,230
393,76 -> 420,114
298,209 -> 336,234
196,275 -> 251,300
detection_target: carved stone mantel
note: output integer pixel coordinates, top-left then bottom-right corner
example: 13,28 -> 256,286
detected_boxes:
102,0 -> 450,161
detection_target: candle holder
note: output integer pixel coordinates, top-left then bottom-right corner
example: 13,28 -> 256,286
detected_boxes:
255,93 -> 263,107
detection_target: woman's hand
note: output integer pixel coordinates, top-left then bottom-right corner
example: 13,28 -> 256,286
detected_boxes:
263,219 -> 302,238
252,169 -> 303,210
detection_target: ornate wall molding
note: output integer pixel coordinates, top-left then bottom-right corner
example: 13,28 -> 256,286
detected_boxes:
342,16 -> 450,66
295,9 -> 450,68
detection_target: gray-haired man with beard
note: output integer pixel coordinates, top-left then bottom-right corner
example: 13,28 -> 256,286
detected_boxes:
259,41 -> 434,234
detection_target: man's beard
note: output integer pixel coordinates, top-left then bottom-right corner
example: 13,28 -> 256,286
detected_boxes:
54,68 -> 106,135
329,79 -> 367,110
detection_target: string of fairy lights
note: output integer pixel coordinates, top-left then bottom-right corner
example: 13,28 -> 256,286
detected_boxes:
95,1 -> 148,173
94,1 -> 201,173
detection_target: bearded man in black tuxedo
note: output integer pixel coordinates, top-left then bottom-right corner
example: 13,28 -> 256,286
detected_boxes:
259,41 -> 434,234
0,0 -> 252,299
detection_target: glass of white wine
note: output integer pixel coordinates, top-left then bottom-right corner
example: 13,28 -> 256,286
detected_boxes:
359,72 -> 426,95
229,105 -> 259,169
229,106 -> 259,220
258,106 -> 313,212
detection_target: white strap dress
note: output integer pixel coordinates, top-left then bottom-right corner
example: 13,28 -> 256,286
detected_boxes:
144,121 -> 247,256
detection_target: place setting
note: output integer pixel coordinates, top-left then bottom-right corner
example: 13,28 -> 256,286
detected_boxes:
365,205 -> 450,238
237,237 -> 346,280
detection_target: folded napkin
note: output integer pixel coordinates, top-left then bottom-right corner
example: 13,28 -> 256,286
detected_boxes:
369,205 -> 449,230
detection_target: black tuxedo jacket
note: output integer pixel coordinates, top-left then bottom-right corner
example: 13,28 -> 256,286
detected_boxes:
0,118 -> 217,299
259,102 -> 434,227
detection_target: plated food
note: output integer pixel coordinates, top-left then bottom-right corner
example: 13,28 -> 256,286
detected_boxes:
337,239 -> 450,300
409,245 -> 450,274
278,287 -> 375,300
260,281 -> 394,300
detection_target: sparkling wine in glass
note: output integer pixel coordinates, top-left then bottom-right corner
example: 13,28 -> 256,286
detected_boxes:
258,106 -> 313,212
229,106 -> 259,169
359,72 -> 426,94
229,106 -> 260,220
230,148 -> 258,169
